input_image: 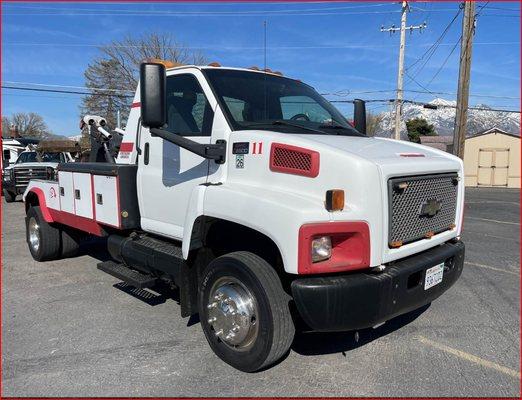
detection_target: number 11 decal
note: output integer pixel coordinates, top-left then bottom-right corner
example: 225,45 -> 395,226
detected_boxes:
252,142 -> 263,155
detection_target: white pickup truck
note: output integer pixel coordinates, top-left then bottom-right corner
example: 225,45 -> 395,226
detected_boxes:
23,61 -> 465,372
3,150 -> 74,202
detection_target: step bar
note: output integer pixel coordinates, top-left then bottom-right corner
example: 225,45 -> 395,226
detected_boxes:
97,260 -> 157,289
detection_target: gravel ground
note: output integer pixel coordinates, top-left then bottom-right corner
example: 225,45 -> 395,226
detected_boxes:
1,187 -> 520,397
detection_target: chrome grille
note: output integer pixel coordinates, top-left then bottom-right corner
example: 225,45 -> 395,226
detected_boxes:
388,173 -> 458,247
13,167 -> 48,188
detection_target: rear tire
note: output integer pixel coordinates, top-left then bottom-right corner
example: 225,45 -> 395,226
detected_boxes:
4,190 -> 16,203
26,206 -> 61,261
198,251 -> 295,372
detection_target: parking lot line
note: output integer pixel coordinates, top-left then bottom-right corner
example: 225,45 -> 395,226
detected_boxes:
417,336 -> 521,379
466,216 -> 520,226
464,261 -> 520,276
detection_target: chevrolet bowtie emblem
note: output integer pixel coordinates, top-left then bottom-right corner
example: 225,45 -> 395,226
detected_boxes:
420,199 -> 442,217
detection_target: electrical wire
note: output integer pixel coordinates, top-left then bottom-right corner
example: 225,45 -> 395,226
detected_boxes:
405,6 -> 462,80
3,3 -> 395,15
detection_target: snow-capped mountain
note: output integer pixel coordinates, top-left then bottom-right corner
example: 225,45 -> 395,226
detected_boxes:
377,98 -> 520,138
67,134 -> 83,142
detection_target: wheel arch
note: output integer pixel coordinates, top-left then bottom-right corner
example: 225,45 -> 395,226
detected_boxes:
189,215 -> 285,275
24,188 -> 53,223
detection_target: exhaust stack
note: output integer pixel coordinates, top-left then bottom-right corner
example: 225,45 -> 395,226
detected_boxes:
353,99 -> 367,135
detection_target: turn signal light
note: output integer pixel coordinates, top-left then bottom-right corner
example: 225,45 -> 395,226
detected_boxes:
145,58 -> 183,69
390,240 -> 403,248
325,190 -> 345,212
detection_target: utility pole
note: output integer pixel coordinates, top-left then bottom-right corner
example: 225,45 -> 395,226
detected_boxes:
453,2 -> 476,159
381,2 -> 427,140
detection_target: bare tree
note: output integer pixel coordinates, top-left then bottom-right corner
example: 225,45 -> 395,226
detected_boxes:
81,33 -> 206,128
366,112 -> 384,137
2,113 -> 51,138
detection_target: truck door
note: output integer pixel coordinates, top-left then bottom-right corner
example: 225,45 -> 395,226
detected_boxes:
137,71 -> 214,239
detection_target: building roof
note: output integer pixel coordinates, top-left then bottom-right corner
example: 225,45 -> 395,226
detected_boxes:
467,127 -> 520,140
419,135 -> 453,144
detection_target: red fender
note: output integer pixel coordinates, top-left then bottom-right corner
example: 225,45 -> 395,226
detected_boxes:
26,187 -> 54,223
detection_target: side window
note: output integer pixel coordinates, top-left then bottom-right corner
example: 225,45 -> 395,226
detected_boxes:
165,74 -> 214,137
280,95 -> 331,123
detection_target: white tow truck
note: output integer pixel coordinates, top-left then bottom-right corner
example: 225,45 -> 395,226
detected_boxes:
23,60 -> 465,372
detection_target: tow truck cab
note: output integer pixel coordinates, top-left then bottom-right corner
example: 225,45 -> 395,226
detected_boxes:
23,62 -> 465,372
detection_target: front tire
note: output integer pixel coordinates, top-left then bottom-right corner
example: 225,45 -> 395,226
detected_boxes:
26,206 -> 61,261
198,251 -> 295,372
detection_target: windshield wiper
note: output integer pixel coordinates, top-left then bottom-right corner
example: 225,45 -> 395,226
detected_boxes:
318,122 -> 365,136
242,120 -> 327,135
272,120 -> 328,135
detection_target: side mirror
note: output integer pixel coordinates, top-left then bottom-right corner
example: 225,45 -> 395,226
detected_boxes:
140,63 -> 167,129
353,99 -> 367,135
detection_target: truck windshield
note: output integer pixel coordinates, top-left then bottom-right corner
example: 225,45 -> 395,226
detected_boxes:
204,69 -> 364,136
16,152 -> 63,163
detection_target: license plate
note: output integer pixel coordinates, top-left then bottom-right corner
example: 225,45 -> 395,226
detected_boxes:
424,263 -> 444,290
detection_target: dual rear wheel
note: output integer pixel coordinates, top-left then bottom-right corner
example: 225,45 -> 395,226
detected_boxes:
26,206 -> 81,261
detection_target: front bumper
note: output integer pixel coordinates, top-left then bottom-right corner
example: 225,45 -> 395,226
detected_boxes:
291,240 -> 464,332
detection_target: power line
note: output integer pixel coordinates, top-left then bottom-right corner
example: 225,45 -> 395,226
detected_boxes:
3,10 -> 404,17
329,98 -> 520,113
405,6 -> 462,81
409,1 -> 491,101
2,85 -> 133,98
3,41 -> 518,50
3,83 -> 517,104
322,88 -> 520,100
3,3 -> 395,15
3,81 -> 134,94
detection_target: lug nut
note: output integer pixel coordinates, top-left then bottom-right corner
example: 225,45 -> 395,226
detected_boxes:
207,302 -> 217,309
215,329 -> 223,337
207,317 -> 216,324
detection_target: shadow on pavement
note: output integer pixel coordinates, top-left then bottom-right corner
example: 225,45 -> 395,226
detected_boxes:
291,303 -> 430,356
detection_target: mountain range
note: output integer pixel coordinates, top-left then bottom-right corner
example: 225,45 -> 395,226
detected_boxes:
375,98 -> 520,138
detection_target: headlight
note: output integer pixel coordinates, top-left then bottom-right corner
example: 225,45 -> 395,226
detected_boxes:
311,236 -> 332,263
3,171 -> 10,181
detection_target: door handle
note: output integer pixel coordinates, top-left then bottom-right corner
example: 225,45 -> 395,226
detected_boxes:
144,143 -> 150,165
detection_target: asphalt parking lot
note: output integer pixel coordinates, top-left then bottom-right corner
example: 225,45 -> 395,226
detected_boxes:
1,187 -> 520,397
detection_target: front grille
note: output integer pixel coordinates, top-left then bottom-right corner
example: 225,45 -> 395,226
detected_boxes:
388,173 -> 458,247
14,167 -> 48,188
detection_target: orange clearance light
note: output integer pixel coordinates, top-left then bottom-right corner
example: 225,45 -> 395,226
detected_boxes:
145,58 -> 182,69
325,189 -> 345,212
249,66 -> 260,71
208,62 -> 221,67
390,240 -> 403,248
449,223 -> 456,229
425,231 -> 435,239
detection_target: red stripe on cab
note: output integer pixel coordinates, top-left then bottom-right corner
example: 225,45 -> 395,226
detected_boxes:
131,102 -> 141,108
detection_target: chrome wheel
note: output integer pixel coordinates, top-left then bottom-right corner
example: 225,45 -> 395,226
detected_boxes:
28,217 -> 40,252
207,277 -> 259,351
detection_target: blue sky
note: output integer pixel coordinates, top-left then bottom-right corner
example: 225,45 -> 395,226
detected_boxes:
2,1 -> 520,137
